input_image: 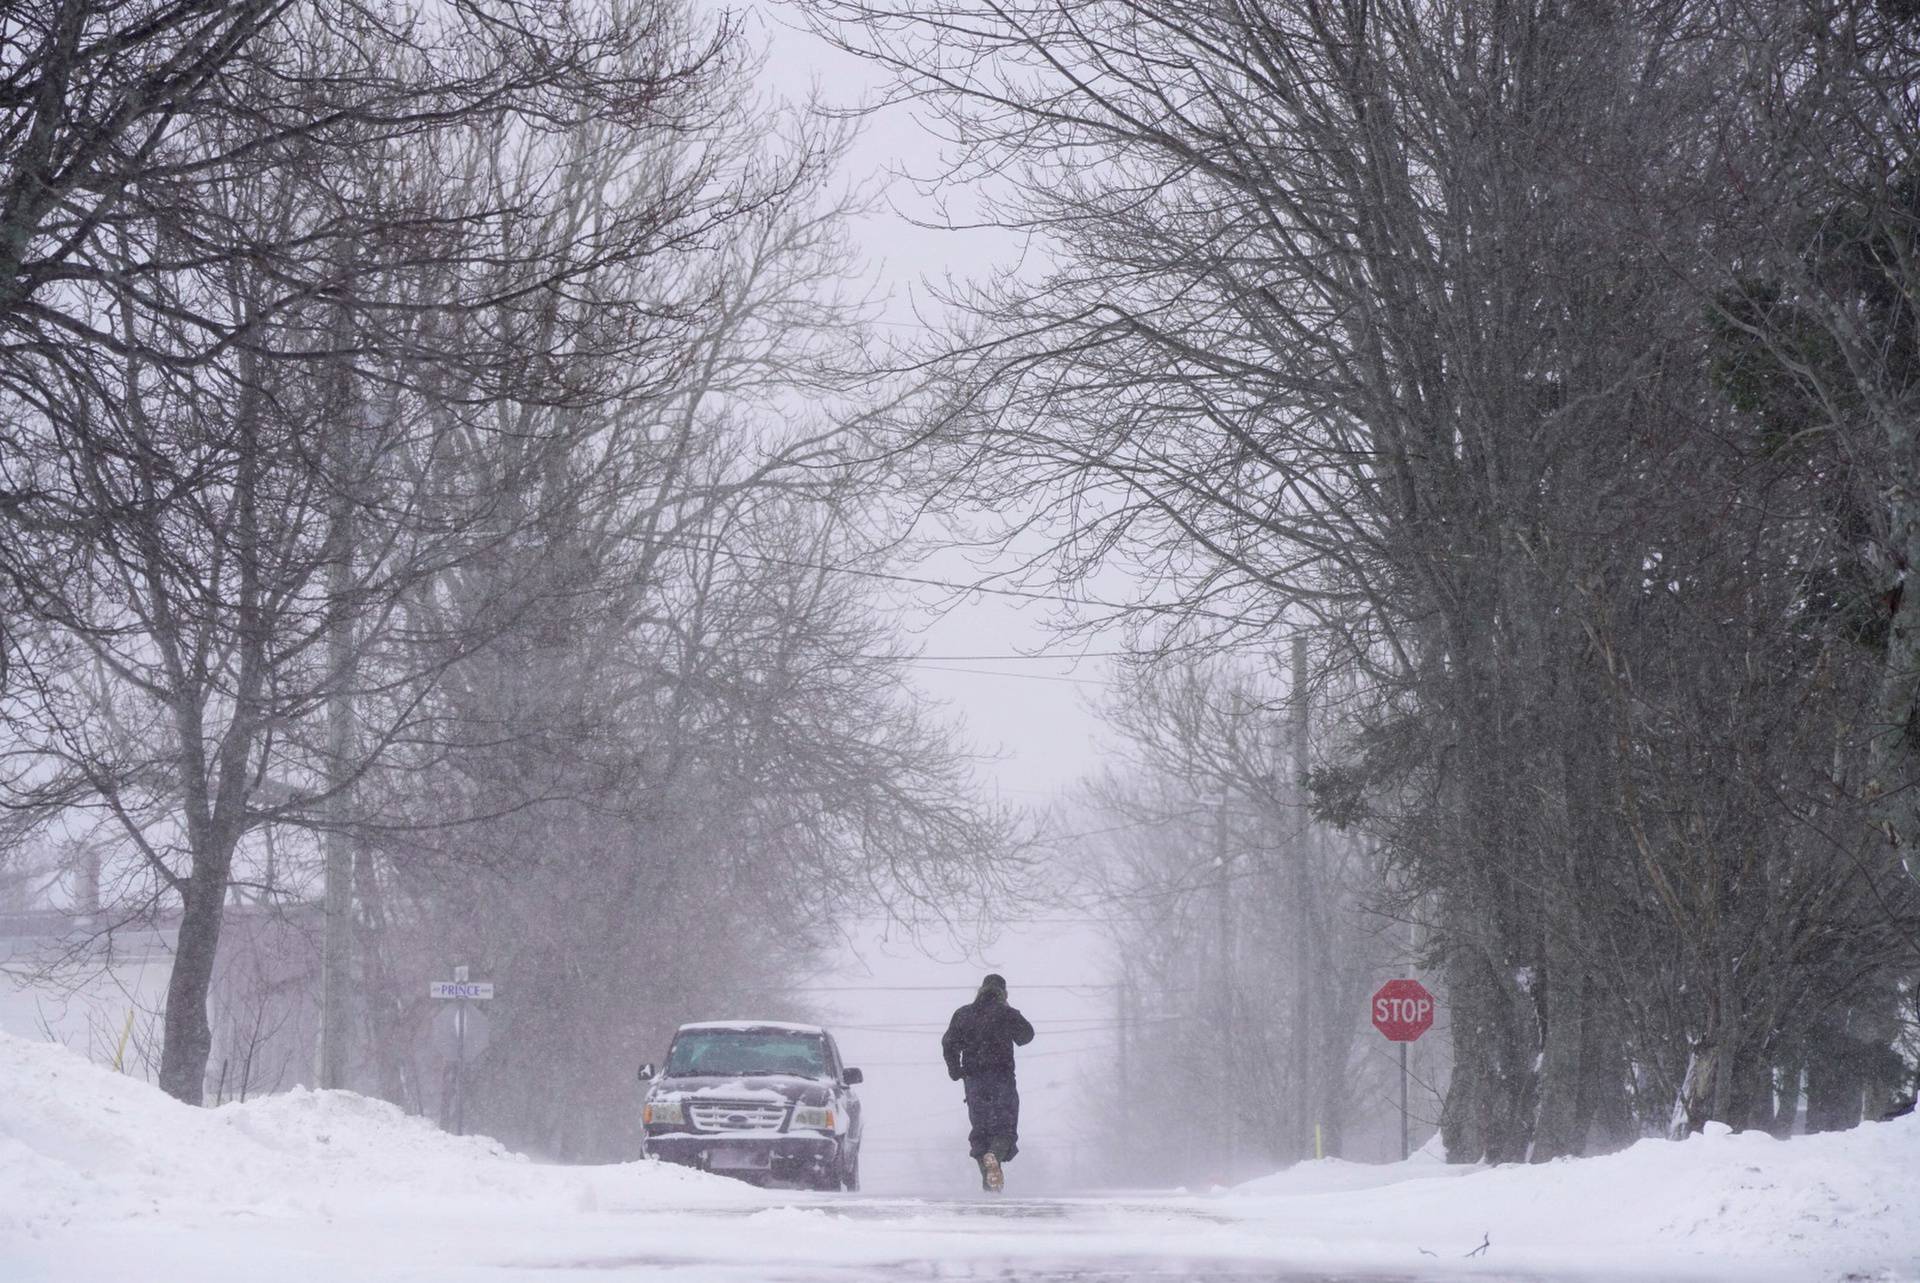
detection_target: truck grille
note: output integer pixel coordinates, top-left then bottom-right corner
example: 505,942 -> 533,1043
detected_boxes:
688,1100 -> 788,1132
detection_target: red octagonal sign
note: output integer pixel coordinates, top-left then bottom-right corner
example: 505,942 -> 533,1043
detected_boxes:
1371,979 -> 1435,1042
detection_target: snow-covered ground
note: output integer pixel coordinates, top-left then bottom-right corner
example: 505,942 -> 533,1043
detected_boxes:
3,1030 -> 1915,1282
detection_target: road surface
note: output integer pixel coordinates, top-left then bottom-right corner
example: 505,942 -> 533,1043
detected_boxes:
497,1189 -> 1541,1282
0,1176 -> 1826,1282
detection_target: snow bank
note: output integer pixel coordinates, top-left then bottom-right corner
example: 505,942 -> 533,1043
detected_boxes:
4,1029 -> 1914,1281
0,1029 -> 758,1241
1232,1134 -> 1470,1198
1225,1116 -> 1920,1279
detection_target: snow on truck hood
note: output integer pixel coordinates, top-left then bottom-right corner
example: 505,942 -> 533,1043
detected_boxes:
673,1020 -> 827,1035
648,1074 -> 831,1104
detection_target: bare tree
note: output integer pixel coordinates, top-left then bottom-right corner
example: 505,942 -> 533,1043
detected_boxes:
0,0 -> 831,1104
255,38 -> 1023,1148
1070,654 -> 1410,1179
1704,0 -> 1920,877
799,0 -> 1918,1159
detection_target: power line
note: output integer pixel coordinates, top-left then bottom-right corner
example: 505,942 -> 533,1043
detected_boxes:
913,664 -> 1110,686
834,1015 -> 1189,1034
846,1047 -> 1100,1067
1029,808 -> 1217,846
787,991 -> 1175,998
902,652 -> 1130,662
657,535 -> 1255,624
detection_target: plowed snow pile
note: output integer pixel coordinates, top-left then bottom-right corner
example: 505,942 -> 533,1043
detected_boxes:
1226,1117 -> 1920,1278
2,1028 -> 1916,1281
0,1029 -> 756,1238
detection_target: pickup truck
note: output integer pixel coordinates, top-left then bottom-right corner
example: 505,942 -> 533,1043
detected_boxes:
638,1020 -> 864,1190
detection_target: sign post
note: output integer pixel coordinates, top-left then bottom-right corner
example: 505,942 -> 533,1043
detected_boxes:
1370,979 -> 1435,1160
430,967 -> 494,1135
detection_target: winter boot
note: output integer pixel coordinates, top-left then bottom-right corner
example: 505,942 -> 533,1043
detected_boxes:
980,1152 -> 1004,1193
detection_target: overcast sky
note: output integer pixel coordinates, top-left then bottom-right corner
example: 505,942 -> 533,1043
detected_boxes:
741,3 -> 1125,800
738,3 -> 1135,1193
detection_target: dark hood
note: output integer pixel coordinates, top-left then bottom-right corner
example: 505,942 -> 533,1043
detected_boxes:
651,1073 -> 833,1106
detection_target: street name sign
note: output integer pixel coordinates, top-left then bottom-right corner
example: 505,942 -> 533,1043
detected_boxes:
429,970 -> 492,1137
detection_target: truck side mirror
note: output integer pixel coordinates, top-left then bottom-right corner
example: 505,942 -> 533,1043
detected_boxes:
638,1062 -> 657,1082
842,1067 -> 863,1085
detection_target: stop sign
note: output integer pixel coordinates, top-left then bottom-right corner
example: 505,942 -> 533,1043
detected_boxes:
1371,979 -> 1435,1042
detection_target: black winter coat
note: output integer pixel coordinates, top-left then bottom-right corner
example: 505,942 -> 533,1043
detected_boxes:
942,991 -> 1035,1080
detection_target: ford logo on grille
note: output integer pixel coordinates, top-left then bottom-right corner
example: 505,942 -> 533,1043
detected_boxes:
727,1114 -> 747,1127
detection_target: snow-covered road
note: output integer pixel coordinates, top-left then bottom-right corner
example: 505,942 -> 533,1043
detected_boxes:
8,1186 -> 1546,1283
5,1033 -> 1916,1282
480,1193 -> 1540,1281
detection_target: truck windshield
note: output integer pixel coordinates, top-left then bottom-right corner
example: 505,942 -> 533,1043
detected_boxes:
664,1030 -> 829,1078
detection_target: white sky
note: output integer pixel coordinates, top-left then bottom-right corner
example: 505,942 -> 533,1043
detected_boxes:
739,2 -> 1124,802
736,2 -> 1138,1194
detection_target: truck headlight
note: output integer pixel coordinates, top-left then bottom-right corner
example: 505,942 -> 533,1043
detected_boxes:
790,1106 -> 835,1131
644,1098 -> 684,1126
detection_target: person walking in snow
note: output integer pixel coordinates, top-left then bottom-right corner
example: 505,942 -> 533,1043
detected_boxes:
941,972 -> 1035,1192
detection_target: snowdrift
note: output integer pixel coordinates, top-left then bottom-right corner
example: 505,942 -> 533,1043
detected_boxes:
2,1028 -> 1915,1281
0,1028 -> 757,1241
1226,1115 -> 1920,1279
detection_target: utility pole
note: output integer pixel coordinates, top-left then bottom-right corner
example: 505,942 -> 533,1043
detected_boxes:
318,475 -> 354,1089
1216,790 -> 1237,1178
1289,633 -> 1312,1161
318,263 -> 358,1093
1116,974 -> 1132,1177
454,992 -> 467,1136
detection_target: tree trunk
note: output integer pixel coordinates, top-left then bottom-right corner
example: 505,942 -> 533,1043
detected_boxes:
1531,944 -> 1588,1161
1554,638 -> 1632,1155
1577,990 -> 1633,1154
354,841 -> 412,1108
1771,1044 -> 1805,1137
1442,940 -> 1536,1163
1804,1006 -> 1863,1133
1867,493 -> 1920,882
1729,1038 -> 1776,1132
1533,681 -> 1594,1161
1707,945 -> 1742,1126
1669,1046 -> 1711,1139
1438,608 -> 1541,1164
158,859 -> 234,1104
